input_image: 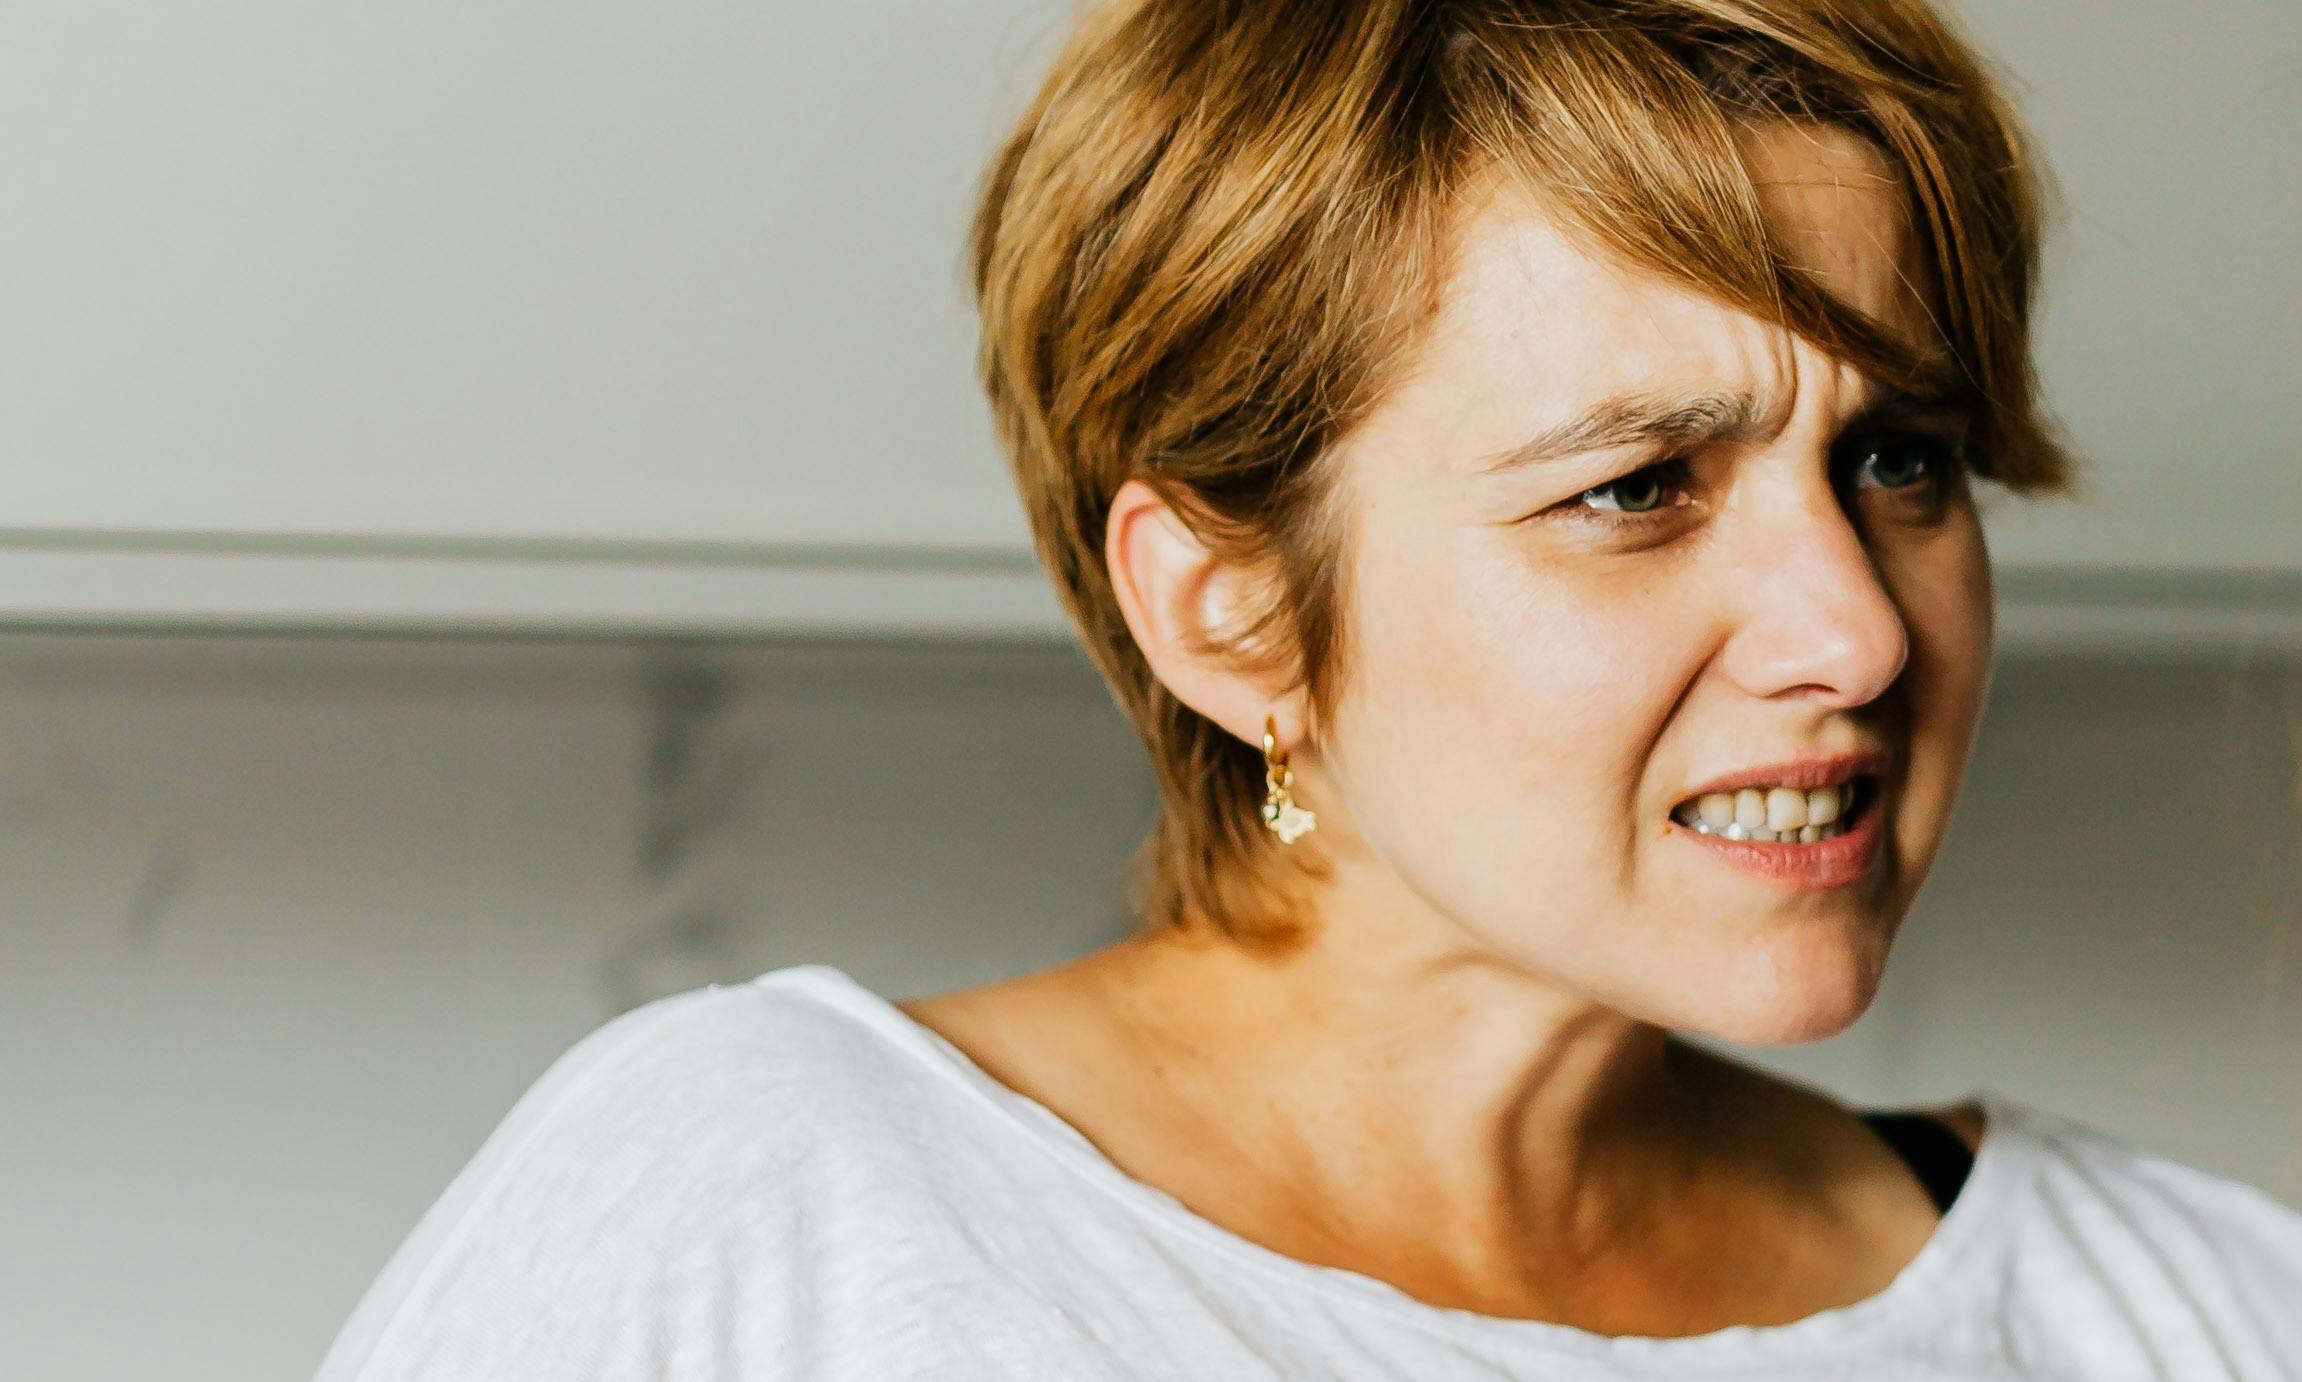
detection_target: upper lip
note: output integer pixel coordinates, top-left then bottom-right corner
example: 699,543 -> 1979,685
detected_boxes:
1676,750 -> 1890,803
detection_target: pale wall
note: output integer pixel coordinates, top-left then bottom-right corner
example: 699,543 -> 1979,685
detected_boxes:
1,633 -> 2296,1382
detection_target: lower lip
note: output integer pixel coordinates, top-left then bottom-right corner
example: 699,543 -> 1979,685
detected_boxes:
1666,786 -> 1885,890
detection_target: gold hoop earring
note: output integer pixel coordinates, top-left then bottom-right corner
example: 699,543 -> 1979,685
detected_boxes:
1259,714 -> 1317,845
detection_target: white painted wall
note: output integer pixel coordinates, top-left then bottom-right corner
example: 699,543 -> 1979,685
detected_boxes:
0,0 -> 1070,551
1951,0 -> 2302,572
1,632 -> 2296,1382
0,0 -> 2294,574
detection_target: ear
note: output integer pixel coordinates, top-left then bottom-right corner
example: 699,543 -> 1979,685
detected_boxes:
1104,477 -> 1309,751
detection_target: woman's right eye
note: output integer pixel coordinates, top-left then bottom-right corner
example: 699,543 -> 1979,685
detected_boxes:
1563,457 -> 1697,520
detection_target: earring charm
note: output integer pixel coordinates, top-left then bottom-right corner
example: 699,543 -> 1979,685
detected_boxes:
1259,714 -> 1317,844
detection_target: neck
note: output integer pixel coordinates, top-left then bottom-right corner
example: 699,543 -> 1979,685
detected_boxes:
1074,896 -> 1734,1270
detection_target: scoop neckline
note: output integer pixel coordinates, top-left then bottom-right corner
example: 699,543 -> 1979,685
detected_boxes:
754,962 -> 2037,1368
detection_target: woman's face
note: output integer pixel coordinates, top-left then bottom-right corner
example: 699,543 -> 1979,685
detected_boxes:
1299,124 -> 1993,1046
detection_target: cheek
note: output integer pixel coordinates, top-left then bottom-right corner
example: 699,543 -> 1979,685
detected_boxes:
1333,532 -> 1693,891
1890,509 -> 1994,727
1355,535 -> 1646,741
1879,509 -> 1994,873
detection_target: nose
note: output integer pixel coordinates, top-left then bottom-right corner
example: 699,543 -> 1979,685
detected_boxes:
1718,478 -> 1910,707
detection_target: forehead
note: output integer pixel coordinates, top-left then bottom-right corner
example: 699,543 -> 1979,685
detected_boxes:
1427,123 -> 1931,402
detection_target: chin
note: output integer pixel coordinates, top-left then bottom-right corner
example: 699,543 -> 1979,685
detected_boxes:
1678,931 -> 1892,1048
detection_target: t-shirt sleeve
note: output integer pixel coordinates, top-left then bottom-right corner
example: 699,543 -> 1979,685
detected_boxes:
311,983 -> 816,1382
2020,1108 -> 2302,1373
2134,1148 -> 2302,1364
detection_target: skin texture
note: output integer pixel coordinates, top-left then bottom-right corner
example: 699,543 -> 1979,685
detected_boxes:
900,122 -> 1996,1336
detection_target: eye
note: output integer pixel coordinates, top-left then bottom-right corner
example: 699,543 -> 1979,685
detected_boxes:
1568,457 -> 1695,516
1845,431 -> 1965,496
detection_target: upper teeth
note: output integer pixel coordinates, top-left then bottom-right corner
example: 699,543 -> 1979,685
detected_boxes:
1675,783 -> 1852,833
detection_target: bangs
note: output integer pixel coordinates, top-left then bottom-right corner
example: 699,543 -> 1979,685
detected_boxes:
1435,6 -> 1974,429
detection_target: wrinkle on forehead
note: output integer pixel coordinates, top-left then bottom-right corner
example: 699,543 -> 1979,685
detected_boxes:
1421,125 -> 1940,410
1352,134 -> 1958,495
1736,120 -> 1936,348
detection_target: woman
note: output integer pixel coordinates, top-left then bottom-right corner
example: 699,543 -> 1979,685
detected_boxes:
318,1 -> 2302,1377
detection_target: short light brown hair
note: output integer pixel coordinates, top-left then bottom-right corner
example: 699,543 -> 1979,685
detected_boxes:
968,0 -> 2077,948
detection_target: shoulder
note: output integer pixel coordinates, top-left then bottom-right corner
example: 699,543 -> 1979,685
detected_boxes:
457,965 -> 944,1183
1989,1096 -> 2302,1349
426,963 -> 942,1205
315,966 -> 944,1381
2007,1096 -> 2302,1237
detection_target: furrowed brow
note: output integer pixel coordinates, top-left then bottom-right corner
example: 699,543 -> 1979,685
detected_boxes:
1479,389 -> 1777,475
1479,381 -> 1970,475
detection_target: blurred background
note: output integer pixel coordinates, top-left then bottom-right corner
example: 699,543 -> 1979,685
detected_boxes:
0,2 -> 2295,1378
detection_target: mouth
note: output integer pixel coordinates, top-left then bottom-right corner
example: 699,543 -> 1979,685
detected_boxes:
1668,773 -> 1881,845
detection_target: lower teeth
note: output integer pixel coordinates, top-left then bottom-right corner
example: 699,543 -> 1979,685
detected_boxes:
1682,817 -> 1849,844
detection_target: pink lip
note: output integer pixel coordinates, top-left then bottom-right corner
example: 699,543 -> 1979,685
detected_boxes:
1667,778 -> 1887,891
1678,751 -> 1889,801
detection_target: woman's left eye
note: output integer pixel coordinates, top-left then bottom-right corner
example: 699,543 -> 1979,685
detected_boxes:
1845,431 -> 1964,494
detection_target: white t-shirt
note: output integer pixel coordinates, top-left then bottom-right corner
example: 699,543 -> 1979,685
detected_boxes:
315,963 -> 2302,1381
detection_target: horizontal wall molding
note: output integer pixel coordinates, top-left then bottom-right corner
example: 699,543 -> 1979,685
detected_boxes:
0,530 -> 1064,644
0,529 -> 2296,656
0,526 -> 1046,574
1992,566 -> 2302,659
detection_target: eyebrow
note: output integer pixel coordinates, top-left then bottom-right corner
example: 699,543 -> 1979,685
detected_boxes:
1478,383 -> 1968,475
